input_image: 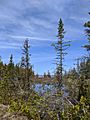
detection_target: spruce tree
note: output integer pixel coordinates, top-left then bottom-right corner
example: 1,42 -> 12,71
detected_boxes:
8,54 -> 14,80
52,18 -> 70,87
77,13 -> 90,100
84,13 -> 90,52
22,39 -> 31,90
47,70 -> 51,78
0,57 -> 3,80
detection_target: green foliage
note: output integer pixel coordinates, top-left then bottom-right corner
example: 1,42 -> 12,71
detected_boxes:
8,97 -> 41,120
0,79 -> 16,104
62,96 -> 90,120
8,92 -> 62,120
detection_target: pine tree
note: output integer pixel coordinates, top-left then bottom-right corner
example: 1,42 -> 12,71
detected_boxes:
8,54 -> 14,80
77,13 -> 90,100
52,19 -> 71,119
0,57 -> 4,80
52,18 -> 70,87
77,57 -> 90,100
84,13 -> 90,52
47,70 -> 51,78
44,72 -> 47,78
22,39 -> 31,90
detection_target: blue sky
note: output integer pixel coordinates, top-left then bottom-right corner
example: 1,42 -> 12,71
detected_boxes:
0,0 -> 90,75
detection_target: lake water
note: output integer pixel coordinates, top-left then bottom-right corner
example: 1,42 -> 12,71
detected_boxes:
32,83 -> 69,97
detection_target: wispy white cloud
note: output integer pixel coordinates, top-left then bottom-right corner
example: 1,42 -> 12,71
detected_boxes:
9,35 -> 53,41
0,0 -> 89,73
0,0 -> 72,41
0,0 -> 89,43
0,41 -> 22,49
